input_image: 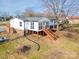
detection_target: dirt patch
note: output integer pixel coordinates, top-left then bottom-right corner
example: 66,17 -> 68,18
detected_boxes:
17,45 -> 31,54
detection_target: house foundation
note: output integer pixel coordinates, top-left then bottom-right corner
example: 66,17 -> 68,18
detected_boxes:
5,26 -> 24,36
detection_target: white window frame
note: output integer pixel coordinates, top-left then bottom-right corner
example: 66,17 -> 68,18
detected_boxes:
31,22 -> 34,29
20,22 -> 22,27
39,22 -> 42,30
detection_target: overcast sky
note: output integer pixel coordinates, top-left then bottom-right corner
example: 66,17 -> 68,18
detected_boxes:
0,0 -> 43,16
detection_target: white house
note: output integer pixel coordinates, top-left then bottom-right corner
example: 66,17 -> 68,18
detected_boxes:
10,17 -> 57,35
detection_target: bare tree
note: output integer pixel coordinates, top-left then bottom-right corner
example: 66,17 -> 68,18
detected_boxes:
42,0 -> 79,31
22,8 -> 45,17
22,8 -> 36,17
1,12 -> 10,21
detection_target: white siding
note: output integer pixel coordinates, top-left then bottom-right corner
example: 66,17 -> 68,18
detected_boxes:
10,18 -> 24,30
10,18 -> 57,32
25,22 -> 39,32
25,22 -> 30,29
49,20 -> 57,25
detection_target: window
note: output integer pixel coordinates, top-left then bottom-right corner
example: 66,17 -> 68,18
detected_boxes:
54,25 -> 57,28
39,22 -> 42,30
20,22 -> 22,27
25,22 -> 29,29
54,21 -> 56,23
43,22 -> 45,25
31,22 -> 34,29
46,22 -> 49,27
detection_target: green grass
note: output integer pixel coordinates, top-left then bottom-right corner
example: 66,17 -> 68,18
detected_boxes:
71,24 -> 79,32
0,32 -> 53,59
0,33 -> 79,59
0,21 -> 9,26
0,23 -> 79,59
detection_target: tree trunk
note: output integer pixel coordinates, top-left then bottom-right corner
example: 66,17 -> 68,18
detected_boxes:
57,23 -> 59,31
56,18 -> 60,32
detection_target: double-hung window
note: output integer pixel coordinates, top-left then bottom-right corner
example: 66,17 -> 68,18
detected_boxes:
46,22 -> 49,27
20,22 -> 22,27
39,22 -> 42,30
31,22 -> 34,29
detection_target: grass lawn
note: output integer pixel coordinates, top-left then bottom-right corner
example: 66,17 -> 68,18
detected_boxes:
0,32 -> 79,59
0,33 -> 53,59
71,24 -> 79,32
0,21 -> 9,24
0,22 -> 79,59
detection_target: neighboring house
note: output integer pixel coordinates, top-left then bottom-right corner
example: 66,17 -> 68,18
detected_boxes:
69,16 -> 79,24
9,17 -> 57,36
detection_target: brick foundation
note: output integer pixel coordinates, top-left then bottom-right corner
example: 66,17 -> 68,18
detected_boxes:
5,25 -> 24,36
15,29 -> 24,36
5,24 -> 10,33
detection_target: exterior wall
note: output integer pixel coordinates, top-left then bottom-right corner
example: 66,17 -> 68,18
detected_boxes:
49,20 -> 57,25
5,23 -> 10,33
10,18 -> 57,33
10,18 -> 24,30
37,20 -> 57,31
9,27 -> 24,36
5,26 -> 10,33
24,22 -> 30,29
25,22 -> 39,32
10,18 -> 39,32
15,29 -> 24,36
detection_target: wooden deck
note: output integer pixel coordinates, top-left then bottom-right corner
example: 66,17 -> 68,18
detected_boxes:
43,28 -> 58,40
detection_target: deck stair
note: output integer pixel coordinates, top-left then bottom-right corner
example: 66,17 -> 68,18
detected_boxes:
43,28 -> 58,40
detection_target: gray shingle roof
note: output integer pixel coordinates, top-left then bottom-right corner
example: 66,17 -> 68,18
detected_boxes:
19,16 -> 55,22
19,17 -> 48,22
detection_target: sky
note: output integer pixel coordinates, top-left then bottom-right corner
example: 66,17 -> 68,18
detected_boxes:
0,0 -> 79,16
0,0 -> 44,16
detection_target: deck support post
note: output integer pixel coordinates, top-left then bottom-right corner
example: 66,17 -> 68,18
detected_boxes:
37,31 -> 39,40
31,31 -> 32,34
40,31 -> 42,35
43,31 -> 44,36
29,31 -> 30,34
28,30 -> 29,35
39,31 -> 40,35
31,30 -> 32,36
